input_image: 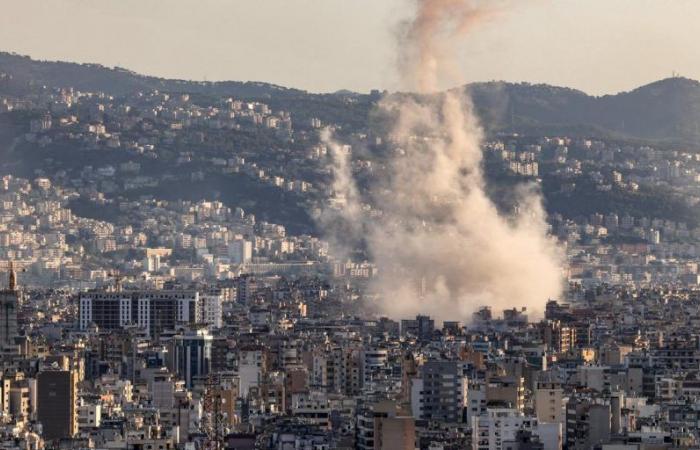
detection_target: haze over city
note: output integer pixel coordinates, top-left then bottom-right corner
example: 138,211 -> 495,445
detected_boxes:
2,1 -> 700,449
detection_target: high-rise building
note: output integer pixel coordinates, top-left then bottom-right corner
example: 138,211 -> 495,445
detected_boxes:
143,254 -> 161,272
534,381 -> 565,425
486,376 -> 526,413
400,315 -> 434,341
236,276 -> 258,304
0,264 -> 18,349
357,400 -> 415,450
168,329 -> 213,388
565,396 -> 612,450
200,293 -> 223,328
360,348 -> 388,388
238,346 -> 266,397
77,403 -> 102,430
411,360 -> 468,423
79,290 -> 199,337
472,408 -> 539,450
37,369 -> 78,440
228,239 -> 252,265
2,372 -> 31,422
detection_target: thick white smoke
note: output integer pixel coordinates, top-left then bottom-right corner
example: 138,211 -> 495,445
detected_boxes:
323,0 -> 564,323
317,129 -> 367,261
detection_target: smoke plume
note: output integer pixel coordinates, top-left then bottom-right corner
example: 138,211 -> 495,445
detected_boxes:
317,129 -> 366,261
399,0 -> 500,94
323,0 -> 564,323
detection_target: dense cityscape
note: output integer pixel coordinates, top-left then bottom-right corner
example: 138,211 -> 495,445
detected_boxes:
3,1 -> 700,450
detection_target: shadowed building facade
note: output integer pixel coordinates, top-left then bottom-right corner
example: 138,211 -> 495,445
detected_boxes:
37,369 -> 78,440
0,264 -> 18,350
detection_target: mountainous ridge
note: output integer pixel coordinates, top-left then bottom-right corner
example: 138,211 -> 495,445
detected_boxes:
3,51 -> 700,144
467,77 -> 700,144
0,51 -> 307,98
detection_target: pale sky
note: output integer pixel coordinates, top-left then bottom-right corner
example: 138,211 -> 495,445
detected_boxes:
1,0 -> 698,94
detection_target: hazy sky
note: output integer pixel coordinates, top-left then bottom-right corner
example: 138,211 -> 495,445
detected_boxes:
1,0 -> 699,94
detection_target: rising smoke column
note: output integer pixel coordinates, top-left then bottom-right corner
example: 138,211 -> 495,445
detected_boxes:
323,0 -> 564,323
317,129 -> 367,261
399,0 -> 500,94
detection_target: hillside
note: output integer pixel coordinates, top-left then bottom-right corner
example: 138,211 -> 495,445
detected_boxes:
4,52 -> 700,143
469,78 -> 700,144
2,52 -> 700,232
0,51 -> 306,98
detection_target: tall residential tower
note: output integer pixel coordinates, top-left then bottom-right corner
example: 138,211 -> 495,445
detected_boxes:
0,263 -> 18,349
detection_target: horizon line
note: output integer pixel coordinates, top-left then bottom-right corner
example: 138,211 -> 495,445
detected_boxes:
0,49 -> 695,99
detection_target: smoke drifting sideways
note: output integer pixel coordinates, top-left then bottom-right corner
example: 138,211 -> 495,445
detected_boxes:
320,0 -> 564,324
